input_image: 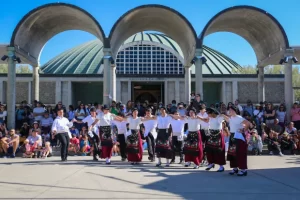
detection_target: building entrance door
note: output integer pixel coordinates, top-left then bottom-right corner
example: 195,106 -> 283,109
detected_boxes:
132,82 -> 164,104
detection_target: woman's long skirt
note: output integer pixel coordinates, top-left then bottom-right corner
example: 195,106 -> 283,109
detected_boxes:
205,130 -> 226,165
100,126 -> 113,159
126,130 -> 143,162
227,133 -> 248,169
183,131 -> 203,165
155,129 -> 173,159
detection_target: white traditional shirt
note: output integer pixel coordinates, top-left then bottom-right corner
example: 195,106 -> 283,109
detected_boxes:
52,116 -> 73,134
197,112 -> 209,129
112,120 -> 128,134
96,113 -> 114,126
208,116 -> 224,130
229,115 -> 245,141
83,115 -> 100,133
157,115 -> 172,129
170,118 -> 186,141
187,118 -> 201,132
127,117 -> 142,130
143,119 -> 158,138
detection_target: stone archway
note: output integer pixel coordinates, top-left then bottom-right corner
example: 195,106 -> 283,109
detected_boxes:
196,6 -> 292,116
6,3 -> 105,128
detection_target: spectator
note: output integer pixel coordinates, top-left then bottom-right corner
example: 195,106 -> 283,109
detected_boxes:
70,126 -> 79,138
75,103 -> 88,131
46,105 -> 54,119
234,100 -> 243,116
286,122 -> 297,135
27,129 -> 42,157
253,104 -> 264,128
264,103 -> 275,126
16,105 -> 25,129
110,101 -> 119,115
136,102 -> 145,117
40,112 -> 53,134
178,103 -> 186,116
119,104 -> 127,114
243,100 -> 254,117
280,132 -> 297,155
0,104 -> 7,124
29,121 -> 41,136
265,131 -> 283,156
276,104 -> 286,129
247,129 -> 263,155
41,141 -> 52,158
79,135 -> 90,155
1,129 -> 19,158
0,123 -> 8,138
169,100 -> 177,114
23,106 -> 32,124
22,139 -> 34,158
270,119 -> 283,135
33,102 -> 46,122
96,104 -> 103,116
192,94 -> 204,113
69,134 -> 79,154
68,105 -> 75,121
190,92 -> 195,101
290,102 -> 300,130
219,103 -> 227,114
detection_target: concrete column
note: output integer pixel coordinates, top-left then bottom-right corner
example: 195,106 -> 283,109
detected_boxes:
55,81 -> 61,103
67,81 -> 72,106
185,67 -> 191,103
28,81 -> 32,104
258,66 -> 265,103
103,49 -> 112,105
222,81 -> 226,103
128,80 -> 131,101
195,49 -> 203,98
164,80 -> 168,105
32,65 -> 39,101
110,65 -> 116,101
0,80 -> 3,104
6,46 -> 16,129
232,81 -> 238,102
285,59 -> 293,122
116,80 -> 121,102
175,80 -> 180,103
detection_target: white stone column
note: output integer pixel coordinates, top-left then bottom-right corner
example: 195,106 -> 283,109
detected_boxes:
185,66 -> 191,103
28,81 -> 32,104
195,49 -> 203,98
258,66 -> 265,103
6,46 -> 16,129
110,65 -> 116,101
222,81 -> 226,103
164,80 -> 168,105
128,80 -> 131,101
67,81 -> 72,106
0,80 -> 3,104
116,80 -> 121,102
284,49 -> 294,122
232,81 -> 238,102
55,81 -> 61,103
103,49 -> 112,105
175,80 -> 180,103
33,64 -> 39,101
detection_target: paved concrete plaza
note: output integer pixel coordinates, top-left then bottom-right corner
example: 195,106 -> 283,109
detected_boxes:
0,155 -> 299,200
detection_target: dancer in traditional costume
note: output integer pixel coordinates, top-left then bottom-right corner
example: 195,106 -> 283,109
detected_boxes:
171,108 -> 203,169
204,108 -> 226,172
223,106 -> 250,176
170,110 -> 185,164
156,107 -> 173,167
89,105 -> 121,164
197,105 -> 209,166
83,107 -> 101,161
143,107 -> 158,162
112,112 -> 128,161
121,108 -> 155,165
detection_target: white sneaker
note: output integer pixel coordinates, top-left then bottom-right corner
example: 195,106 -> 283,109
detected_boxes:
269,151 -> 273,155
279,152 -> 284,156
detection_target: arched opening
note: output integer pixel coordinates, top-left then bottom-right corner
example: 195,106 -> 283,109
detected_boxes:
109,5 -> 197,66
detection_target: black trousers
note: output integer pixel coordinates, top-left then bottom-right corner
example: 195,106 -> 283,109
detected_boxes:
280,141 -> 296,154
56,133 -> 70,160
267,143 -> 281,153
146,132 -> 155,159
172,136 -> 183,161
117,134 -> 127,159
87,132 -> 100,158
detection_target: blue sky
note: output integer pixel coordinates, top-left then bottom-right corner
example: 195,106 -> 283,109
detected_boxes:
0,0 -> 299,66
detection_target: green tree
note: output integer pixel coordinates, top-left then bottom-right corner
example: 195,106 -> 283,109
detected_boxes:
232,65 -> 257,74
0,64 -> 32,73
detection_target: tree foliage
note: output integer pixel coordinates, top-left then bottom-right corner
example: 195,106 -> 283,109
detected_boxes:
0,64 -> 32,73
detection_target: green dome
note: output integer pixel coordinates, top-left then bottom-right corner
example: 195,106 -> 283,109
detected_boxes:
41,32 -> 241,74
